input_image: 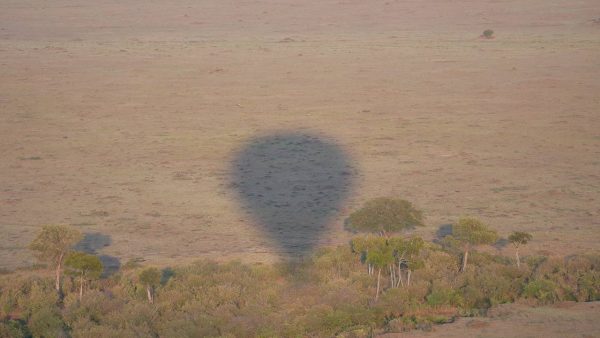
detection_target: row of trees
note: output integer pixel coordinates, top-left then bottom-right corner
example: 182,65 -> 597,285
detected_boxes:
27,225 -> 162,304
6,232 -> 596,337
26,198 -> 532,305
346,198 -> 532,300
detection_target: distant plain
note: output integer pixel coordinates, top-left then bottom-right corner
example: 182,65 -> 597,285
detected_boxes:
1,0 -> 599,270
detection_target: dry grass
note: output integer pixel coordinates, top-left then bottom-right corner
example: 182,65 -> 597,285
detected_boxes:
0,0 -> 599,270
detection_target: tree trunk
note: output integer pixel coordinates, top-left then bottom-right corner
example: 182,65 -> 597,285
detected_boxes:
146,286 -> 154,304
515,248 -> 521,268
79,275 -> 84,301
375,268 -> 381,301
407,270 -> 412,287
389,265 -> 395,288
55,253 -> 64,296
397,261 -> 404,288
461,247 -> 469,272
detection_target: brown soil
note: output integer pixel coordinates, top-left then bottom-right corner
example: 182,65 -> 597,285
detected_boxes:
380,302 -> 600,338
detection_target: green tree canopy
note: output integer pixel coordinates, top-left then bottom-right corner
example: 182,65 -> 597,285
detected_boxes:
65,252 -> 103,301
28,224 -> 83,295
139,267 -> 161,288
508,231 -> 532,247
346,197 -> 424,235
29,225 -> 83,264
139,267 -> 162,304
453,217 -> 498,272
65,252 -> 103,280
508,231 -> 532,268
453,217 -> 498,246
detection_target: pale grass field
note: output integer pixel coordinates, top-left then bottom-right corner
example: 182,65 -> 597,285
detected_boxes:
0,0 -> 599,272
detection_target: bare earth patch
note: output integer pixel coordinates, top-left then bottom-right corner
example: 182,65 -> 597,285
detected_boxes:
380,302 -> 600,338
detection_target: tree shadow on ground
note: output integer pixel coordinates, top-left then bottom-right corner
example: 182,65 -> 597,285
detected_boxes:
161,267 -> 175,286
74,232 -> 121,277
433,223 -> 453,243
494,238 -> 509,250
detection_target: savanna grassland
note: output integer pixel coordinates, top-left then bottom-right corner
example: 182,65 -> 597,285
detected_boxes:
1,0 -> 600,336
1,0 -> 599,286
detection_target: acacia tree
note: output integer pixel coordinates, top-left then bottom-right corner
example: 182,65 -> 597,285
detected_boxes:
28,224 -> 83,297
139,267 -> 161,304
65,252 -> 103,301
389,237 -> 424,287
350,235 -> 380,275
366,241 -> 394,301
453,217 -> 498,272
346,197 -> 424,237
508,231 -> 532,268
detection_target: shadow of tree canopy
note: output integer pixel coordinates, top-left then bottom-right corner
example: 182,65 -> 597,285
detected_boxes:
435,223 -> 453,241
74,232 -> 121,277
231,132 -> 355,257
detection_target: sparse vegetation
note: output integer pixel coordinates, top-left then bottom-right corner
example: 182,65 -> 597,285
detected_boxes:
2,216 -> 599,336
482,29 -> 494,39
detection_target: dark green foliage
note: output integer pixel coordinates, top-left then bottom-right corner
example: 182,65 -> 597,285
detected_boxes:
346,198 -> 424,235
0,319 -> 29,338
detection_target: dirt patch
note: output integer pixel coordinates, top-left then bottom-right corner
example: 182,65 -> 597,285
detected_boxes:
380,302 -> 600,338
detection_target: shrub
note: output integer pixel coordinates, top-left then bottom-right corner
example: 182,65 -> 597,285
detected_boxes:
482,29 -> 494,39
28,306 -> 67,338
426,284 -> 463,307
523,279 -> 559,304
0,319 -> 29,338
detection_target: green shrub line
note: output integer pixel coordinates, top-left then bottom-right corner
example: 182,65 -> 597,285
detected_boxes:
1,203 -> 599,337
1,239 -> 599,337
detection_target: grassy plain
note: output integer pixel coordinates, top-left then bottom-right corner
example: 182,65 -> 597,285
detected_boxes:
1,0 -> 599,271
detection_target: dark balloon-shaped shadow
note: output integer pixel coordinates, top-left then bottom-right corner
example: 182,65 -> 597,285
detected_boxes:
230,132 -> 355,257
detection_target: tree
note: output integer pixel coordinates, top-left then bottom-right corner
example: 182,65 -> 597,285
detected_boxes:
365,239 -> 394,301
453,217 -> 498,272
350,235 -> 380,275
28,225 -> 82,297
389,237 -> 424,287
508,231 -> 532,268
346,197 -> 424,236
139,267 -> 161,304
64,252 -> 103,301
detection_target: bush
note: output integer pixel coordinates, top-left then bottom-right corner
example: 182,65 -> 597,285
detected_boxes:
482,29 -> 494,38
523,280 -> 559,304
0,319 -> 29,338
28,306 -> 67,338
2,237 -> 600,336
426,284 -> 463,307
